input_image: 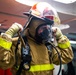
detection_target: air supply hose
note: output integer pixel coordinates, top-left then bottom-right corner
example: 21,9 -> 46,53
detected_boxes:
45,42 -> 62,75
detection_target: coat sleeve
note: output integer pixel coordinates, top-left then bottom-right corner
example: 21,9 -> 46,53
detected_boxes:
51,35 -> 74,65
0,35 -> 18,70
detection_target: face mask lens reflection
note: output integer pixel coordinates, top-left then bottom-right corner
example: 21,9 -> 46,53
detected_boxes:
38,25 -> 51,35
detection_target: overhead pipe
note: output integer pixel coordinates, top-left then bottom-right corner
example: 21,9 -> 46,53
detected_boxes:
61,17 -> 76,23
0,11 -> 26,18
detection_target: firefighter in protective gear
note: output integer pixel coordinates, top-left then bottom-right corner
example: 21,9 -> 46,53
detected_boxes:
0,2 -> 74,75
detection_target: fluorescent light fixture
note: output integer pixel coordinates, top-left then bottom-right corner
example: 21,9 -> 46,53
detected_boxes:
70,40 -> 76,44
15,0 -> 38,6
54,24 -> 70,30
0,24 -> 1,26
54,0 -> 76,4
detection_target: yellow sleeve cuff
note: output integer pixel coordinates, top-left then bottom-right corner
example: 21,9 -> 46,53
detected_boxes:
58,41 -> 70,49
0,37 -> 12,50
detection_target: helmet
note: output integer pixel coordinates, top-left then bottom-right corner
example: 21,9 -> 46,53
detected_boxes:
24,2 -> 60,25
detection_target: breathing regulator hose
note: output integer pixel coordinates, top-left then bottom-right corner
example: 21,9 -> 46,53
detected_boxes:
45,42 -> 62,75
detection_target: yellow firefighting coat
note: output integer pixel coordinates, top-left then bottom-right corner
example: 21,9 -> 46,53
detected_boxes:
0,32 -> 74,75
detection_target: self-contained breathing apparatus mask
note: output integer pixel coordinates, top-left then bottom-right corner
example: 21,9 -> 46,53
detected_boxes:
35,23 -> 53,44
28,16 -> 54,44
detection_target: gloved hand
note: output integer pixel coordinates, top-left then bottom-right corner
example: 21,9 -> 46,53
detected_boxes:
52,27 -> 64,40
1,22 -> 23,38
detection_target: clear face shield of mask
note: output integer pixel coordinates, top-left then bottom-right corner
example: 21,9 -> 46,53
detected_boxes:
35,24 -> 53,44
